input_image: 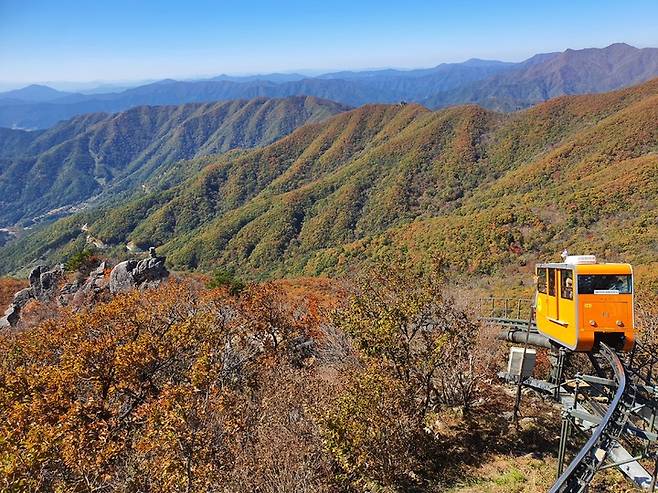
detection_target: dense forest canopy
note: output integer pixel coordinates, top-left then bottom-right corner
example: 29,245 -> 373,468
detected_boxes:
2,78 -> 656,287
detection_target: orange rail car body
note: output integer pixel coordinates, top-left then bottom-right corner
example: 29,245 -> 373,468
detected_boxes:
535,257 -> 634,352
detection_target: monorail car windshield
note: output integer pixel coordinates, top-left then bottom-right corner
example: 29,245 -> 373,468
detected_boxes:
577,274 -> 632,295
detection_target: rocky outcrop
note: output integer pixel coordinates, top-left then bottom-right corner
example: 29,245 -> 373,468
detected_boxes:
32,265 -> 64,301
69,262 -> 108,305
1,252 -> 167,328
13,287 -> 34,308
28,266 -> 42,289
82,262 -> 107,294
0,265 -> 64,328
109,248 -> 168,294
109,260 -> 138,294
0,304 -> 20,328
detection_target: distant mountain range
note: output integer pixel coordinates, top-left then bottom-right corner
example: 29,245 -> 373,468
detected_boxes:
2,77 -> 656,277
0,84 -> 75,104
2,43 -> 657,129
0,96 -> 347,227
425,43 -> 658,109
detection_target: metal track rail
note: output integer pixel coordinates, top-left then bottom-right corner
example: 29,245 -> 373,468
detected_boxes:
549,343 -> 633,493
485,298 -> 657,490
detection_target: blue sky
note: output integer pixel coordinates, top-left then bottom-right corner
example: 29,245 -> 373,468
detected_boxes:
1,0 -> 657,87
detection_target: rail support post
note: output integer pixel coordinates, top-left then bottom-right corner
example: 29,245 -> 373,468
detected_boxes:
513,304 -> 536,427
549,347 -> 567,401
557,378 -> 579,480
557,413 -> 571,477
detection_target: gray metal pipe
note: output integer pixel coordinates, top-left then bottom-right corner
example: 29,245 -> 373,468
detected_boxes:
497,328 -> 554,349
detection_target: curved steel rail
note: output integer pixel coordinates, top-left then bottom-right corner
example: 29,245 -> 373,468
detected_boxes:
549,343 -> 631,493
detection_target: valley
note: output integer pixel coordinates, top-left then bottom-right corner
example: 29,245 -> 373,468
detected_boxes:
1,16 -> 658,491
0,96 -> 347,227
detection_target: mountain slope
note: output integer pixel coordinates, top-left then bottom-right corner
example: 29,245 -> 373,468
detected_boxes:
3,78 -> 656,277
163,80 -> 658,276
335,88 -> 658,275
316,59 -> 515,99
0,96 -> 348,227
0,127 -> 42,158
0,60 -> 512,129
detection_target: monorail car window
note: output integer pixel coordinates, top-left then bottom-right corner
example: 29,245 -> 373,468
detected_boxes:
560,269 -> 573,299
577,274 -> 632,294
537,267 -> 547,293
548,268 -> 556,296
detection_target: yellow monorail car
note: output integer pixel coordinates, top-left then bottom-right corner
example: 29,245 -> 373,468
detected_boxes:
535,255 -> 634,352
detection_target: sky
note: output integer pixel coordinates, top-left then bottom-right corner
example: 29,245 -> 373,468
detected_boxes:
1,0 -> 658,89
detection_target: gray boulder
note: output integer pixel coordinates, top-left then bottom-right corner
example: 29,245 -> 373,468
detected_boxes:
109,260 -> 139,294
28,265 -> 44,288
13,287 -> 34,308
0,303 -> 21,329
132,256 -> 169,289
39,265 -> 64,297
59,280 -> 82,306
1,264 -> 63,328
32,264 -> 64,301
83,262 -> 107,293
109,253 -> 168,294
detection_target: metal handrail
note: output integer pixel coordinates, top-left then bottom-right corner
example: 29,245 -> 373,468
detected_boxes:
477,297 -> 533,320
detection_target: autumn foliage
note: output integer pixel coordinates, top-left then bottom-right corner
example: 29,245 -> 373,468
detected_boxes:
0,280 -> 321,491
0,277 -> 27,310
0,263 -> 499,492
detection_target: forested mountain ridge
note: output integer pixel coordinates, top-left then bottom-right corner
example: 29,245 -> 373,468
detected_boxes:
0,96 -> 348,227
3,44 -> 658,129
2,78 -> 656,278
425,43 -> 658,110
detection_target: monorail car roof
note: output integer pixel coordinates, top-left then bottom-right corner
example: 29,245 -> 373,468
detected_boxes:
536,262 -> 632,274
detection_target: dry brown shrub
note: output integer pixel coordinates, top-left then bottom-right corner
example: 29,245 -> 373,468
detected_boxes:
0,276 -> 350,492
0,277 -> 27,310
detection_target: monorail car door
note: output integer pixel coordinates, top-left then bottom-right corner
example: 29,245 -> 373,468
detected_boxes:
558,268 -> 574,328
547,268 -> 558,320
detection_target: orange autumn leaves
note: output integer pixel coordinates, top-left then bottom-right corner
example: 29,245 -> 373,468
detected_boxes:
1,265 -> 510,492
0,280 -> 322,491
